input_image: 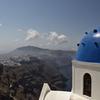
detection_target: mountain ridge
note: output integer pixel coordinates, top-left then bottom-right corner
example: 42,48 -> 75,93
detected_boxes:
14,45 -> 76,53
0,45 -> 76,91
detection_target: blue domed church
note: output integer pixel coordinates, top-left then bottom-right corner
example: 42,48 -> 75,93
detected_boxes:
39,28 -> 100,100
76,28 -> 100,63
72,28 -> 100,100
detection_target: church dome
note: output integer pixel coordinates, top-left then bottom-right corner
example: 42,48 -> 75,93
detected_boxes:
76,28 -> 100,63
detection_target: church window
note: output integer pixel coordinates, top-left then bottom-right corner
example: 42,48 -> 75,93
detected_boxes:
83,73 -> 91,97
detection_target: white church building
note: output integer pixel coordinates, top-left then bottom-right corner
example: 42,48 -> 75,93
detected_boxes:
39,28 -> 100,100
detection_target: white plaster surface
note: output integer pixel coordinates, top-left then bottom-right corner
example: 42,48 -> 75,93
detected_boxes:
72,60 -> 100,100
39,83 -> 89,100
44,91 -> 71,100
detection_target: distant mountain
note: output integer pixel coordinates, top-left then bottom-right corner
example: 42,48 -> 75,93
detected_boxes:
7,46 -> 75,57
0,46 -> 76,91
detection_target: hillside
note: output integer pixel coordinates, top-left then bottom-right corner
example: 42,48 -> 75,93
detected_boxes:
0,46 -> 75,100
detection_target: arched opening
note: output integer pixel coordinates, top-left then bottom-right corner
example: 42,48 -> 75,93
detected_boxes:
83,73 -> 91,97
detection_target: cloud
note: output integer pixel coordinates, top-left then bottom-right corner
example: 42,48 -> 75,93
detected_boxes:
0,24 -> 2,27
18,28 -> 24,32
14,39 -> 20,42
18,28 -> 69,47
48,32 -> 68,45
25,29 -> 40,41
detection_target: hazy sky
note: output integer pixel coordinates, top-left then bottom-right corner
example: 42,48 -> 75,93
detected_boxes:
0,0 -> 100,53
